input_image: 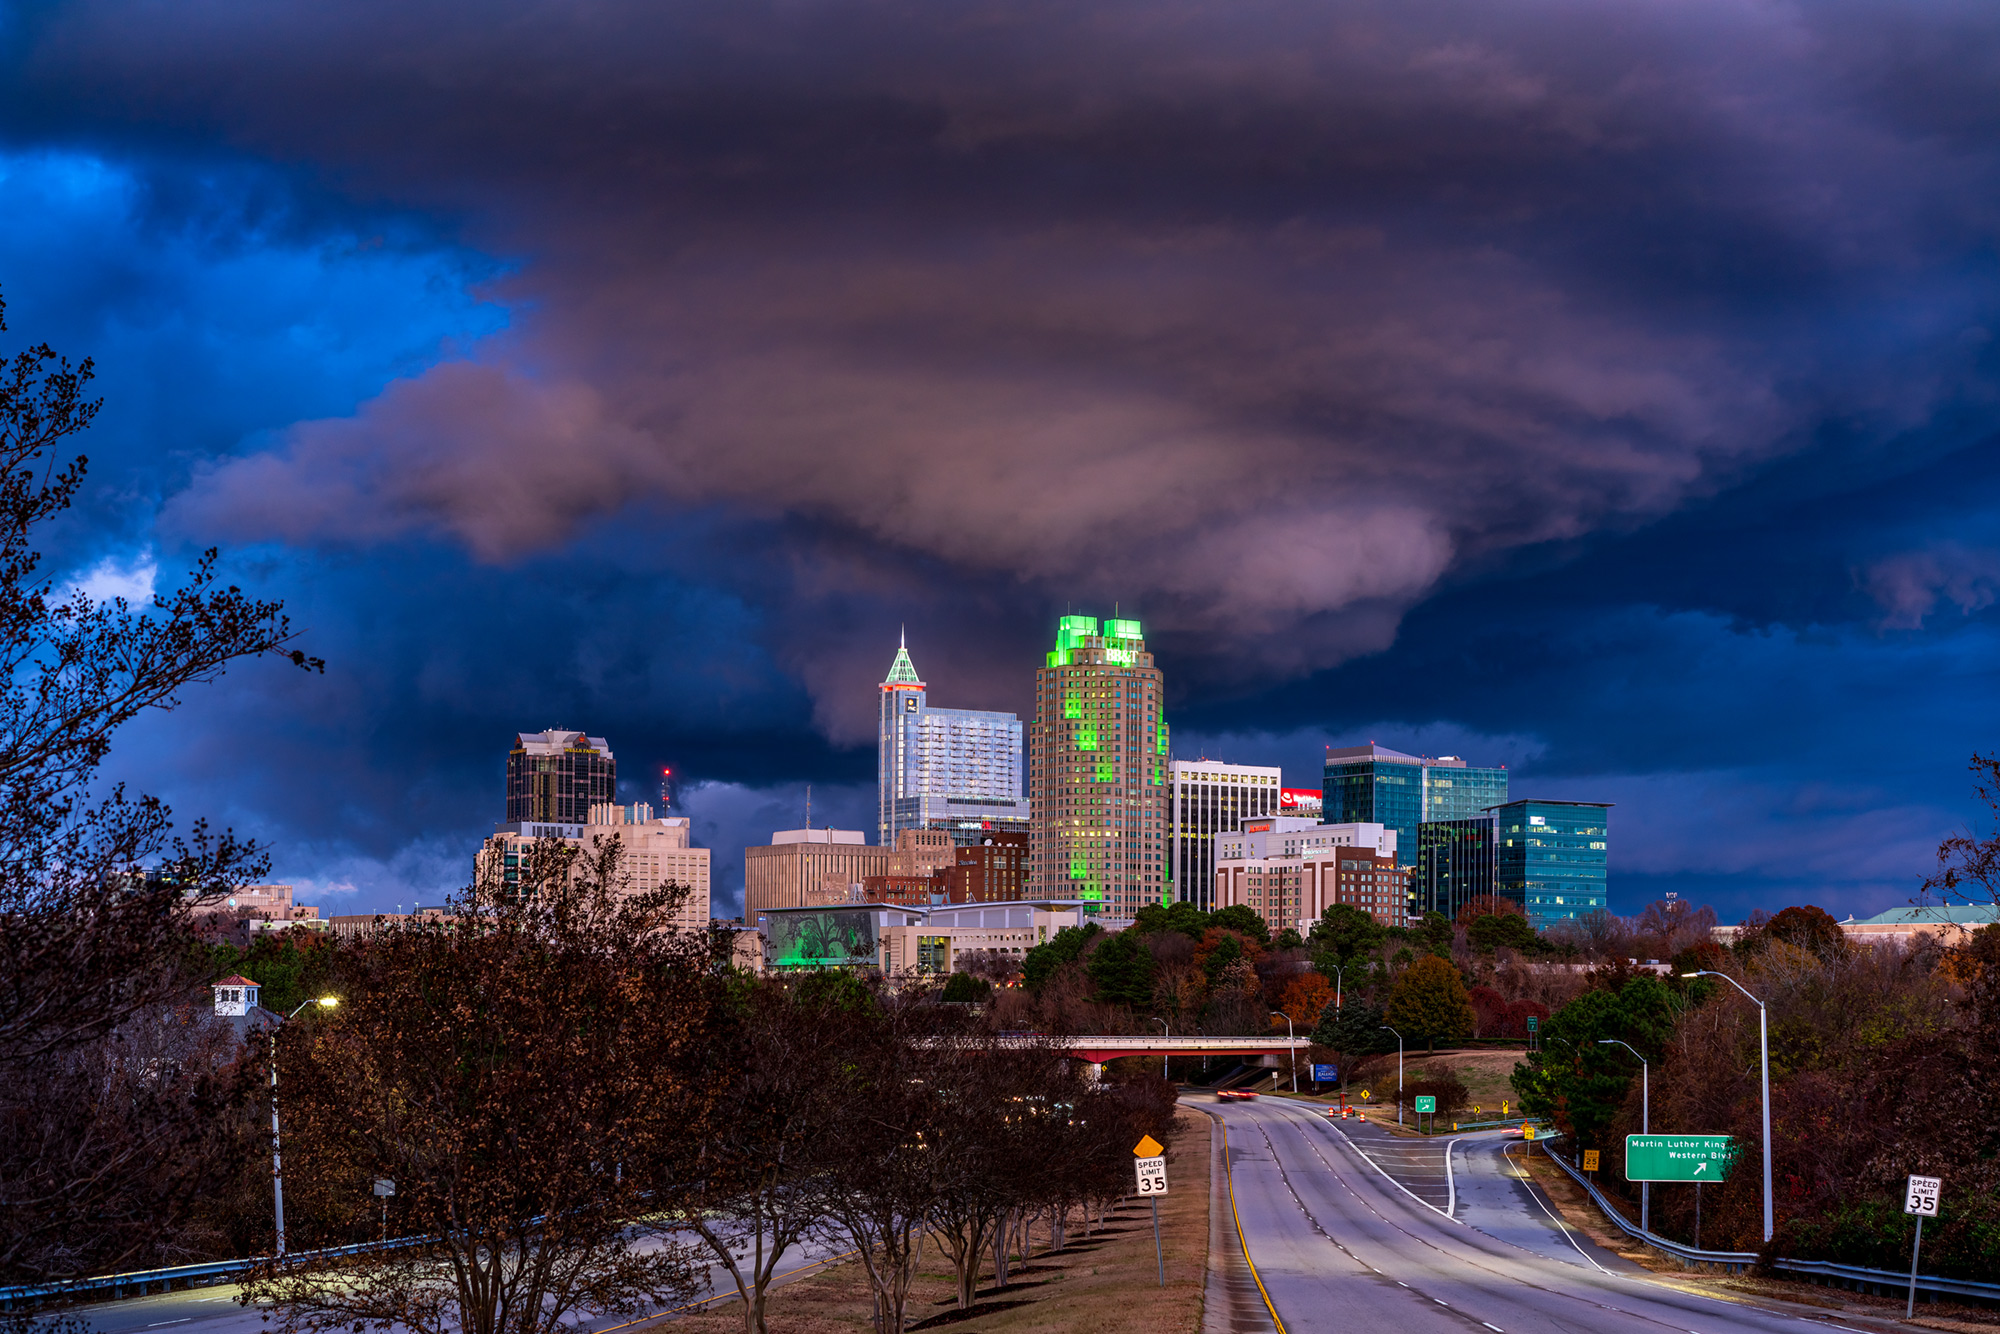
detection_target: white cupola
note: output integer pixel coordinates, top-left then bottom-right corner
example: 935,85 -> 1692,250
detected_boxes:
212,974 -> 261,1017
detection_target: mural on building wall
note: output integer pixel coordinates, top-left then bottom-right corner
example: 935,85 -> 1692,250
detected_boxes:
770,908 -> 880,967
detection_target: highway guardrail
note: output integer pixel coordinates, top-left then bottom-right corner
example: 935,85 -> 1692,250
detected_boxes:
1532,1137 -> 2000,1303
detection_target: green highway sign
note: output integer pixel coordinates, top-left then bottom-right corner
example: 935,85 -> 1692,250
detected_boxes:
1526,1016 -> 1539,1031
1625,1134 -> 1738,1182
1414,1095 -> 1437,1114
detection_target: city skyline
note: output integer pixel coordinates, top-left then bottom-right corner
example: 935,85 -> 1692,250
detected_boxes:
6,0 -> 1999,927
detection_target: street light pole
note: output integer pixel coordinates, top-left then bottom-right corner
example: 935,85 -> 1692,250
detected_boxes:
1149,1016 -> 1170,1081
1685,971 -> 1773,1244
272,996 -> 339,1258
1271,1011 -> 1296,1093
1380,1025 -> 1403,1123
1599,1038 -> 1651,1232
1331,962 -> 1345,1011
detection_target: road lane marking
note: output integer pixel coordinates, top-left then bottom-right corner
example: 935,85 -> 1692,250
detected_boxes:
1434,1298 -> 1449,1306
1217,1116 -> 1289,1334
146,1321 -> 191,1327
1484,1324 -> 1504,1331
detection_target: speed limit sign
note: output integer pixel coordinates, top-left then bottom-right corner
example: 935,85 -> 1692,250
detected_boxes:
1135,1155 -> 1168,1195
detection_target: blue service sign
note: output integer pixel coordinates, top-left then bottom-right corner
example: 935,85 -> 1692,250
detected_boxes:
1312,1064 -> 1338,1082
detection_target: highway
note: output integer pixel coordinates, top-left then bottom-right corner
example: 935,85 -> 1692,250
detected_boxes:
1206,1099 -> 1905,1334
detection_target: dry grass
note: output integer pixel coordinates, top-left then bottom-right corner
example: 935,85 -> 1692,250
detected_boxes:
665,1109 -> 1209,1334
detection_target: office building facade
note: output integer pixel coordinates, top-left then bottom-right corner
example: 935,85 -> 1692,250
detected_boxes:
1028,616 -> 1169,915
478,801 -> 711,931
1213,816 -> 1409,936
1493,800 -> 1611,929
507,729 -> 617,824
1416,816 -> 1497,921
1168,760 -> 1282,911
1322,744 -> 1507,869
878,634 -> 1028,848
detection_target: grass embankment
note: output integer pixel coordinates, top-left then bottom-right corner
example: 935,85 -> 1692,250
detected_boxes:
670,1108 -> 1209,1334
1512,1145 -> 2000,1333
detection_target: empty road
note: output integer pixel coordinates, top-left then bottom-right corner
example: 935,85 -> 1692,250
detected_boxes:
1206,1099 -> 1904,1334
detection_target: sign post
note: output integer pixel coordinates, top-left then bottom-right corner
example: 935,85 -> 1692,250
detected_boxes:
372,1177 -> 395,1241
1134,1136 -> 1167,1287
1905,1175 -> 1940,1317
1526,1015 -> 1539,1052
1415,1094 -> 1437,1135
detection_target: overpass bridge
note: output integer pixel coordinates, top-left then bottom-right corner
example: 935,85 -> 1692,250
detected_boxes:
992,1034 -> 1310,1065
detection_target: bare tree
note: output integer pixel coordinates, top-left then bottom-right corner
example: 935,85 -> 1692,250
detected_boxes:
681,973 -> 872,1334
246,838 -> 721,1334
0,289 -> 319,1283
1923,753 -> 2000,907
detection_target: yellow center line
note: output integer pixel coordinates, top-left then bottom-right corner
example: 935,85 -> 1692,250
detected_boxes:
1219,1119 -> 1288,1334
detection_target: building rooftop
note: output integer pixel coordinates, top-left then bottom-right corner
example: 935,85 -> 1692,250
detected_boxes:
1850,903 -> 2000,926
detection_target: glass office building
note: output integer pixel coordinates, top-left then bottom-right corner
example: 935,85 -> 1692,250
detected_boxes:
1493,799 -> 1611,929
1416,816 -> 1497,921
1322,744 -> 1507,868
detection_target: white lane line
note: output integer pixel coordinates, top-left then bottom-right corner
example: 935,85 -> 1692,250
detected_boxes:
1500,1143 -> 1619,1278
1484,1324 -> 1504,1331
1434,1298 -> 1450,1306
147,1321 -> 192,1328
1445,1134 -> 1464,1217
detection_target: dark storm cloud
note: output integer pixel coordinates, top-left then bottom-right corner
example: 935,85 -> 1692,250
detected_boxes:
11,0 -> 1997,724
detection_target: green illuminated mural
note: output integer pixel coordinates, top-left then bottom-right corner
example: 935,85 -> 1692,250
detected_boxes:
769,909 -> 880,968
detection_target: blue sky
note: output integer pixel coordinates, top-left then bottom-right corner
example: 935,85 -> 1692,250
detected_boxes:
4,0 -> 1999,921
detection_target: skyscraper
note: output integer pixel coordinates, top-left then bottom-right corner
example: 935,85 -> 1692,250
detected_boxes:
1494,799 -> 1612,929
1321,744 -> 1507,867
1416,816 -> 1497,921
876,633 -> 1027,847
1168,760 -> 1281,911
1028,615 -> 1169,914
507,729 -> 617,824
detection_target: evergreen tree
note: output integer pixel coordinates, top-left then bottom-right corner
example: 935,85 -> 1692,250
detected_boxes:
1209,904 -> 1271,946
1385,955 -> 1475,1052
1020,923 -> 1100,992
1308,903 -> 1386,972
1084,928 -> 1156,1007
1310,997 -> 1389,1090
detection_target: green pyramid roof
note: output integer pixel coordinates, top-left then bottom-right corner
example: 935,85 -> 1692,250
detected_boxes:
883,631 -> 922,686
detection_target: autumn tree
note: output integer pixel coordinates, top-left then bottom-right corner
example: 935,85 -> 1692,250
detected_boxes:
1385,956 -> 1475,1052
1276,973 -> 1334,1027
247,838 -> 723,1334
0,288 -> 320,1281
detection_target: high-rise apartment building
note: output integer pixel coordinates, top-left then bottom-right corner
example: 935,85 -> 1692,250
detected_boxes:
507,729 -> 617,824
1027,616 -> 1169,915
477,802 -> 711,931
1168,761 -> 1281,911
877,634 -> 1028,848
1494,800 -> 1611,929
1321,744 -> 1507,868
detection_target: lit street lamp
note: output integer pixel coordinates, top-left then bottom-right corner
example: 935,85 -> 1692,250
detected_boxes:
1598,1038 -> 1651,1232
1684,971 -> 1773,1244
1271,1011 -> 1296,1093
1380,1025 -> 1404,1123
273,995 -> 339,1257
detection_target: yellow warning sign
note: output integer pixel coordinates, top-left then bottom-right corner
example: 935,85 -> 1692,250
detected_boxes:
1133,1134 -> 1164,1158
1583,1150 -> 1600,1171
1524,1125 -> 1536,1141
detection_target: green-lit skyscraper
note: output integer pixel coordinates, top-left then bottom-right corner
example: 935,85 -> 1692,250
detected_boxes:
1321,744 -> 1507,868
1028,616 -> 1169,916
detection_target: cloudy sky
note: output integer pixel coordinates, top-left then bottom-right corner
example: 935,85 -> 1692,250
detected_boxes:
4,0 -> 1998,921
